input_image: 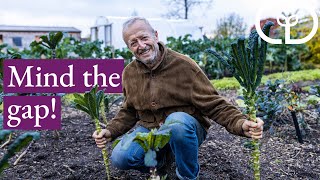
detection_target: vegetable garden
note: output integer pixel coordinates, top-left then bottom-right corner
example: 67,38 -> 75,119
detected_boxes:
0,18 -> 320,179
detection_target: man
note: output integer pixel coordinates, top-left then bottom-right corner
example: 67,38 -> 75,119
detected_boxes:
93,17 -> 264,180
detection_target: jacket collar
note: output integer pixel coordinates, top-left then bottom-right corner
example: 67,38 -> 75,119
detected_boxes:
135,42 -> 167,74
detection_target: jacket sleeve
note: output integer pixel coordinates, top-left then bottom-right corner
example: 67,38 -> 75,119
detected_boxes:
190,70 -> 246,136
106,87 -> 138,140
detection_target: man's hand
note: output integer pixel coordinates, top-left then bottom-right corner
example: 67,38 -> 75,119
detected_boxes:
92,129 -> 112,149
242,118 -> 264,139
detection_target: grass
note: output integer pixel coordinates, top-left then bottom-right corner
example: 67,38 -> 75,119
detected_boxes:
211,69 -> 320,90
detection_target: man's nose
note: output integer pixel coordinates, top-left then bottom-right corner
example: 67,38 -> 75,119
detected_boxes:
137,40 -> 146,48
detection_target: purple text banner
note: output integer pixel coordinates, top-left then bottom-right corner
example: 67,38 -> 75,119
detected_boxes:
3,96 -> 61,130
3,59 -> 124,93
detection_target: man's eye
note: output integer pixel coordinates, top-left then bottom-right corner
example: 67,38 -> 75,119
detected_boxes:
130,42 -> 137,47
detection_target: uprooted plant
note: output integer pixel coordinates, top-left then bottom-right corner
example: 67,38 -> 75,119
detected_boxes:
72,85 -> 111,180
114,123 -> 177,180
206,21 -> 274,180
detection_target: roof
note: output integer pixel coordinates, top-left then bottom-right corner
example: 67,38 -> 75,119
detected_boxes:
0,25 -> 81,33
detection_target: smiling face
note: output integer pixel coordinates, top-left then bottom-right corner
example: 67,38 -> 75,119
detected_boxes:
123,20 -> 160,67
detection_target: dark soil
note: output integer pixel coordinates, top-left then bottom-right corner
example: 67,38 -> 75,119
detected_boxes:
1,90 -> 319,180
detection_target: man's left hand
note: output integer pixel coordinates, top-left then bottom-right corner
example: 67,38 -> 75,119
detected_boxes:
242,118 -> 264,139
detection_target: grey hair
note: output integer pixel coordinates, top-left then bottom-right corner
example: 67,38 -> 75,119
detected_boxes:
122,17 -> 155,33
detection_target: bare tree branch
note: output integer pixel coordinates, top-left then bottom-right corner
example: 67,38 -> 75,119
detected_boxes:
162,0 -> 213,19
214,13 -> 248,39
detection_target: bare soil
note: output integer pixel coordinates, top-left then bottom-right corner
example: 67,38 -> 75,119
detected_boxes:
1,90 -> 319,180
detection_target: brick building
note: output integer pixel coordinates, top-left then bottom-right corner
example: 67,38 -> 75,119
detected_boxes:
0,25 -> 81,50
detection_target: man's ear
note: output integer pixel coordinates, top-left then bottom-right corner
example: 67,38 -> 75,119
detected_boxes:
155,31 -> 159,41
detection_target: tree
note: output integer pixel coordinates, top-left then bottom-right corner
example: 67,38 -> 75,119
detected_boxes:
162,0 -> 212,19
214,13 -> 247,39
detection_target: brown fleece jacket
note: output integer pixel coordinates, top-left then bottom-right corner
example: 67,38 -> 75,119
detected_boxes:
107,42 -> 247,140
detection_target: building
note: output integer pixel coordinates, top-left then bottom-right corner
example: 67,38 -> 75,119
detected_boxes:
91,16 -> 203,49
0,25 -> 81,50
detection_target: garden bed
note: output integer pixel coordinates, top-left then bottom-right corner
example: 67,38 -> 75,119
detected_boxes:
1,89 -> 319,180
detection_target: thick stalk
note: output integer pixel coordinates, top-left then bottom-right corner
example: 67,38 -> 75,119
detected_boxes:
94,118 -> 111,180
245,92 -> 260,180
100,100 -> 108,125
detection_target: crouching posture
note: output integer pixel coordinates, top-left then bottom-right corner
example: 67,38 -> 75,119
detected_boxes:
93,17 -> 263,180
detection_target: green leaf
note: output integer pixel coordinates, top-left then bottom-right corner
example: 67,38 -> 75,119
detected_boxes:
52,32 -> 63,48
40,35 -> 50,48
134,132 -> 151,152
89,92 -> 98,119
96,89 -> 105,116
103,95 -> 110,113
73,98 -> 86,106
153,129 -> 171,151
84,93 -> 95,119
48,32 -> 55,48
133,138 -> 149,152
0,161 -> 9,174
231,43 -> 246,86
30,41 -> 41,47
73,93 -> 85,101
75,104 -> 91,115
238,38 -> 250,89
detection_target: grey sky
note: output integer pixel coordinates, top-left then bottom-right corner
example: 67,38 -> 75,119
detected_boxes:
1,0 -> 319,37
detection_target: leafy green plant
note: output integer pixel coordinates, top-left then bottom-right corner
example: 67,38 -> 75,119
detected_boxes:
30,31 -> 63,59
206,21 -> 274,180
73,40 -> 104,59
0,115 -> 41,174
166,34 -> 232,79
307,86 -> 320,124
114,123 -> 175,180
72,85 -> 110,180
255,79 -> 286,131
310,85 -> 320,97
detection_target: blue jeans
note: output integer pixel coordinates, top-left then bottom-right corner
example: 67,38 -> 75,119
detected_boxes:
111,112 -> 207,180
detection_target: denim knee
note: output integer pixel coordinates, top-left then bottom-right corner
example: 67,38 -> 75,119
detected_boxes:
165,112 -> 207,146
110,142 -> 145,170
165,112 -> 197,140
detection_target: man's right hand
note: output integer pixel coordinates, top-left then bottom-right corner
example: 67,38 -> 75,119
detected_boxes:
92,129 -> 112,149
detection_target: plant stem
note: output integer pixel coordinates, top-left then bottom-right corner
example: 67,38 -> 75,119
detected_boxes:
0,133 -> 12,148
14,140 -> 34,165
150,167 -> 159,180
101,148 -> 110,180
245,92 -> 261,180
100,99 -> 108,125
52,49 -> 56,59
94,118 -> 110,180
252,139 -> 260,180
